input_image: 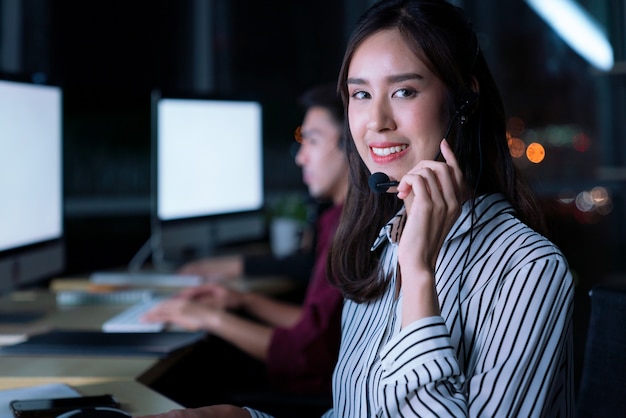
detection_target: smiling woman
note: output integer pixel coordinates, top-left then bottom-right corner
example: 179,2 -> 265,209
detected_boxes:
325,0 -> 575,416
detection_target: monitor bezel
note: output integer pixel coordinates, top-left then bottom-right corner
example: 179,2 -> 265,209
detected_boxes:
148,89 -> 266,268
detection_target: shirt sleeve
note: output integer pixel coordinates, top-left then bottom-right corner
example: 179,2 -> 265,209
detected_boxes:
243,406 -> 335,417
320,408 -> 335,417
377,254 -> 574,417
242,407 -> 275,418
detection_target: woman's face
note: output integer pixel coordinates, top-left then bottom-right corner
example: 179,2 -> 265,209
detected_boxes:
346,28 -> 448,185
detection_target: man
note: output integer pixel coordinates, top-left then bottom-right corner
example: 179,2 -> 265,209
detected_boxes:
143,83 -> 348,415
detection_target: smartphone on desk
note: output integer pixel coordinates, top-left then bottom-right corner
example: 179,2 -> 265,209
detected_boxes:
10,394 -> 121,418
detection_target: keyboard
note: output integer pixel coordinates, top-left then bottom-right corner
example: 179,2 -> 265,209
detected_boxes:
102,297 -> 168,333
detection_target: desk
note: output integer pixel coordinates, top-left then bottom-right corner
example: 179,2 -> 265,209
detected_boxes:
0,275 -> 295,415
0,289 -> 186,415
1,275 -> 295,336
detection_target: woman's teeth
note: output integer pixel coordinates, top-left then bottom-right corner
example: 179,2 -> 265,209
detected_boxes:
372,145 -> 407,156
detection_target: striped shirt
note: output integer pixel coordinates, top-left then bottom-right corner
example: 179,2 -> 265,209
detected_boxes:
246,193 -> 574,418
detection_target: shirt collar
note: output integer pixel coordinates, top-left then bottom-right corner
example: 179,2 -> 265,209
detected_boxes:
370,193 -> 513,250
371,206 -> 407,251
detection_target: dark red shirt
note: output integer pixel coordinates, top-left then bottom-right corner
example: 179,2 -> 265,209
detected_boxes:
266,203 -> 344,396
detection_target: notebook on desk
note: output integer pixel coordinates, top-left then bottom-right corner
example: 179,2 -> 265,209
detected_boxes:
0,329 -> 207,358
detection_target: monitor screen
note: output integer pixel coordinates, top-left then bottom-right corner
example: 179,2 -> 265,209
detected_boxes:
150,92 -> 265,267
0,77 -> 64,294
156,97 -> 263,221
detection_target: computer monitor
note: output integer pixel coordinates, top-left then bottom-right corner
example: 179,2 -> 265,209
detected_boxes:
148,91 -> 265,269
0,76 -> 65,296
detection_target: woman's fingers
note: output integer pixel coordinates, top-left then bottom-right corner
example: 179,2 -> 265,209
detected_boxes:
395,140 -> 465,269
397,139 -> 465,209
439,139 -> 466,201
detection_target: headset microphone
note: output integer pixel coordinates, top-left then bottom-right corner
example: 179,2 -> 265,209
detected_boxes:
368,172 -> 398,194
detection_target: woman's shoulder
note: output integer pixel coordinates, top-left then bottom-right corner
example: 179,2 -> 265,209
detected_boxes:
472,195 -> 570,266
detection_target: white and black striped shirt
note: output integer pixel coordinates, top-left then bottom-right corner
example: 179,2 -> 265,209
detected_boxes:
246,193 -> 574,418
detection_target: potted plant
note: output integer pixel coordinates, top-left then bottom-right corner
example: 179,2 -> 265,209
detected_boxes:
266,192 -> 310,258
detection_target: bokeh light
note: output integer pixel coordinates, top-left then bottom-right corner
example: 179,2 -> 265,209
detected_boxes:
573,132 -> 591,152
508,137 -> 526,158
526,142 -> 545,163
557,185 -> 613,224
507,116 -> 525,137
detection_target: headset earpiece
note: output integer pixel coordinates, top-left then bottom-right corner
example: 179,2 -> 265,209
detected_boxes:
456,91 -> 479,124
443,91 -> 480,140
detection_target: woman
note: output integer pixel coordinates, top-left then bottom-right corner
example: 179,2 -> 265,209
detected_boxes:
324,0 -> 574,416
137,1 -> 574,417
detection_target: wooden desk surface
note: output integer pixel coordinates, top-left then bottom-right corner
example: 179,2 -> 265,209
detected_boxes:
0,356 -> 155,378
0,290 -> 127,336
0,274 -> 294,336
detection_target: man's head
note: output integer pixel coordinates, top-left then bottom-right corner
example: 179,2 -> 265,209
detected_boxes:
294,84 -> 348,204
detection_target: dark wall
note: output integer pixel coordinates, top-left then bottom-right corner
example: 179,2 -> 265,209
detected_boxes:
51,0 -> 349,201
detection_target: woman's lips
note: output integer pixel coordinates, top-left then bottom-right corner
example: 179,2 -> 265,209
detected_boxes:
370,144 -> 408,163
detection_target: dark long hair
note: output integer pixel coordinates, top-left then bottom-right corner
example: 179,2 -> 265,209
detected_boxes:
327,0 -> 546,303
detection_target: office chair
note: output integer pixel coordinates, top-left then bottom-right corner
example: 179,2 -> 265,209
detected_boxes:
576,279 -> 626,417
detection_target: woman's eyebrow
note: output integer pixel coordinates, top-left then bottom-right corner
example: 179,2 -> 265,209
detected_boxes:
346,72 -> 424,86
346,77 -> 366,86
387,72 -> 424,83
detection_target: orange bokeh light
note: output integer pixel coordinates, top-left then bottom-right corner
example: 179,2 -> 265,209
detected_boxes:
508,137 -> 525,158
526,142 -> 545,163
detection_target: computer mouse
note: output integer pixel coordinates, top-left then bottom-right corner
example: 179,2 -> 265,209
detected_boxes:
55,406 -> 132,417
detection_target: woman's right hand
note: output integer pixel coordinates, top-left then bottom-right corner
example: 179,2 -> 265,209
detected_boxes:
394,139 -> 467,325
396,138 -> 466,273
